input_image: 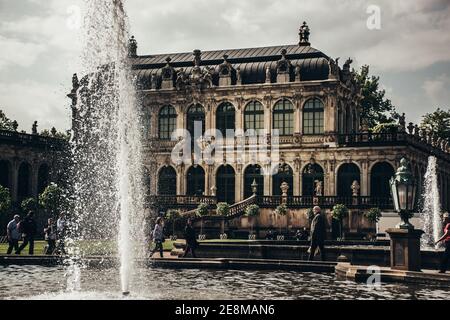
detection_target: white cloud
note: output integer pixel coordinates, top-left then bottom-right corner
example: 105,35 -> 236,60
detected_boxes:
0,35 -> 46,70
423,74 -> 450,107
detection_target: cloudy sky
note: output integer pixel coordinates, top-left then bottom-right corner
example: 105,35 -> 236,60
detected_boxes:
0,0 -> 449,132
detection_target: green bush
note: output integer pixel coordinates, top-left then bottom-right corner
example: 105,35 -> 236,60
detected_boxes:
21,197 -> 38,213
332,204 -> 349,221
365,207 -> 382,223
371,122 -> 399,134
216,202 -> 231,216
39,183 -> 64,217
196,203 -> 210,217
245,204 -> 260,217
275,204 -> 288,216
0,185 -> 12,216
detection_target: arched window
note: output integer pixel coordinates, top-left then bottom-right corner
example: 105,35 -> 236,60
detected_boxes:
244,165 -> 264,198
216,165 -> 235,204
158,105 -> 177,140
272,164 -> 294,196
37,164 -> 49,194
302,162 -> 324,196
303,98 -> 324,135
186,166 -> 205,196
273,99 -> 294,136
187,104 -> 205,138
0,160 -> 10,189
216,102 -> 235,136
337,163 -> 360,197
244,101 -> 264,134
18,162 -> 31,199
371,162 -> 395,199
158,166 -> 177,196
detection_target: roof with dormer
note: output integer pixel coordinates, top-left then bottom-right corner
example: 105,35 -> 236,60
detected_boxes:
131,43 -> 332,87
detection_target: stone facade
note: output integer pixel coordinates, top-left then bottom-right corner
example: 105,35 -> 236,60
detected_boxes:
0,130 -> 68,203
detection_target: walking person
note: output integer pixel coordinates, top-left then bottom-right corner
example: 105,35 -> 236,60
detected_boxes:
16,211 -> 37,255
44,218 -> 57,255
149,217 -> 164,258
436,213 -> 450,273
183,218 -> 198,258
6,215 -> 21,255
308,206 -> 327,261
56,214 -> 67,255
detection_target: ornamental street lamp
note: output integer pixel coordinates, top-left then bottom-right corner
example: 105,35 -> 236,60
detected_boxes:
389,158 -> 417,229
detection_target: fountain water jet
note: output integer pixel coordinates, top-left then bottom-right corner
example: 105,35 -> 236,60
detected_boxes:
420,156 -> 443,249
67,0 -> 146,295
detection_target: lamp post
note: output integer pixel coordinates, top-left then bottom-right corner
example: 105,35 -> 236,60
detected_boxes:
389,158 -> 417,229
387,157 -> 424,272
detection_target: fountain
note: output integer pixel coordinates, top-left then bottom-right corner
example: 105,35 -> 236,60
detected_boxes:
66,0 -> 146,295
420,156 -> 443,249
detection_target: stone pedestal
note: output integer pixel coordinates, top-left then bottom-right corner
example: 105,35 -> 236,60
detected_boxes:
387,228 -> 424,272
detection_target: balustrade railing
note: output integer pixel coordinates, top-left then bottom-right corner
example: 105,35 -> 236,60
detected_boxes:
148,195 -> 217,208
257,195 -> 393,209
0,129 -> 67,149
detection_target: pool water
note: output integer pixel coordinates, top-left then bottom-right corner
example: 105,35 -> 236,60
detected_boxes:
0,265 -> 449,300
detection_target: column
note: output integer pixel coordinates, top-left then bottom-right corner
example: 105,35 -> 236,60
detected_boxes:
176,165 -> 183,195
293,171 -> 300,196
361,160 -> 369,196
235,166 -> 243,202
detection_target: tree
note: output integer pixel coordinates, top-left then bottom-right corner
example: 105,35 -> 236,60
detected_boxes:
245,204 -> 260,236
355,65 -> 398,128
0,185 -> 12,216
0,109 -> 17,131
216,202 -> 230,217
165,209 -> 181,237
39,183 -> 64,217
332,204 -> 349,240
21,197 -> 38,213
420,108 -> 450,141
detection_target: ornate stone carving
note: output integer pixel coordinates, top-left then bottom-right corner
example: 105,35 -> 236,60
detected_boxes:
128,36 -> 137,58
328,58 -> 340,80
161,57 -> 175,89
276,49 -> 291,83
265,66 -> 272,84
351,180 -> 360,197
298,21 -> 310,46
295,65 -> 301,82
32,121 -> 38,135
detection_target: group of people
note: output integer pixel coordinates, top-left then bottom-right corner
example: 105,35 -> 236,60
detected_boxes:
149,217 -> 198,258
5,211 -> 66,255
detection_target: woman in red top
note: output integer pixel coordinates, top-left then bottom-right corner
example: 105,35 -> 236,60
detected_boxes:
435,213 -> 450,273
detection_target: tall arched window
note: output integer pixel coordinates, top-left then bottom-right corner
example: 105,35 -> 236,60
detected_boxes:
303,98 -> 324,135
244,101 -> 264,134
244,165 -> 264,198
186,166 -> 205,196
0,160 -> 10,189
371,162 -> 395,199
216,165 -> 236,204
158,105 -> 177,140
38,164 -> 49,194
273,99 -> 294,136
18,162 -> 31,199
187,104 -> 205,138
216,102 -> 235,136
272,164 -> 293,196
337,163 -> 360,197
158,166 -> 177,196
302,162 -> 324,196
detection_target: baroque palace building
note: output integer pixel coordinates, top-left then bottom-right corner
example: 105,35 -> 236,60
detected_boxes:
69,22 -> 450,236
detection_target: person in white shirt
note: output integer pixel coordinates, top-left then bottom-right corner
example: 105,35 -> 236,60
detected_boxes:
56,214 -> 67,255
6,215 -> 21,255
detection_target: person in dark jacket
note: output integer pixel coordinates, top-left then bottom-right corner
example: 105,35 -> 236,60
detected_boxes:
436,213 -> 450,273
183,218 -> 198,258
16,211 -> 37,255
308,206 -> 326,261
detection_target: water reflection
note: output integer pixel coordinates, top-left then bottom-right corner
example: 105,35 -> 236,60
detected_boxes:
0,265 -> 449,300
